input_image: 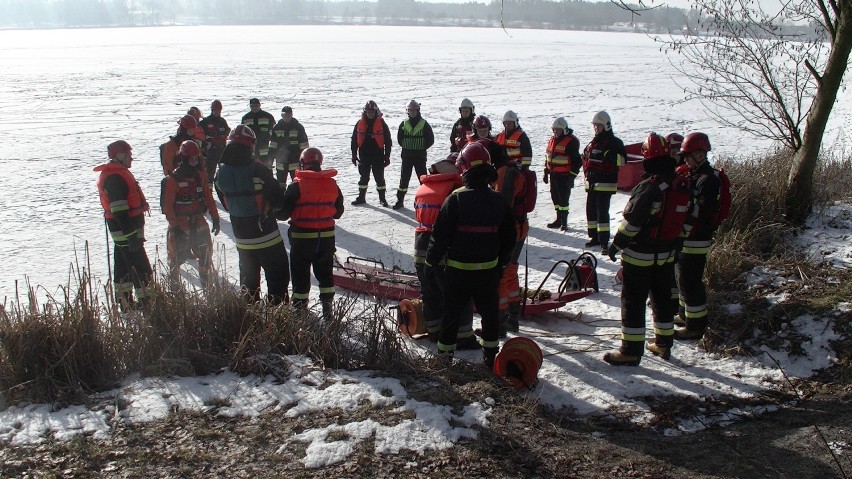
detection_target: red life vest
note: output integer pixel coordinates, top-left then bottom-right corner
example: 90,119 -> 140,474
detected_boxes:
583,138 -> 618,175
290,169 -> 339,230
355,117 -> 386,149
545,134 -> 577,174
646,174 -> 692,242
414,173 -> 462,233
495,130 -> 524,161
168,172 -> 207,217
94,162 -> 149,219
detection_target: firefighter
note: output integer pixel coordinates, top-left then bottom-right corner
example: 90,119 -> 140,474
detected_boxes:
161,140 -> 221,289
161,114 -> 199,175
270,105 -> 310,186
350,100 -> 393,206
200,99 -> 231,184
426,142 -> 516,367
495,110 -> 533,170
214,125 -> 290,304
277,147 -> 344,319
241,98 -> 276,168
450,98 -> 475,153
393,100 -> 435,210
666,132 -> 684,160
95,140 -> 153,310
413,155 -> 479,349
543,117 -> 582,231
603,134 -> 693,366
493,126 -> 530,335
674,132 -> 721,341
582,110 -> 626,253
468,115 -> 509,168
187,106 -> 202,123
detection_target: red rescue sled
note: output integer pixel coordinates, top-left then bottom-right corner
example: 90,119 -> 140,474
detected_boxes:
521,253 -> 599,316
332,256 -> 420,302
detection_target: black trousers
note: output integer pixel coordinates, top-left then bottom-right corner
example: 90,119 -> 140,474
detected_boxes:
357,157 -> 386,193
440,267 -> 501,350
397,153 -> 427,196
237,241 -> 290,304
113,243 -> 153,300
585,189 -> 613,244
549,174 -> 575,211
289,233 -> 336,307
676,251 -> 709,331
620,260 -> 676,356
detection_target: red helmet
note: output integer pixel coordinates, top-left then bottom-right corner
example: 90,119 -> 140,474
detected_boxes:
299,147 -> 323,169
228,124 -> 256,147
456,141 -> 491,173
473,115 -> 491,130
665,133 -> 684,148
179,139 -> 202,158
178,114 -> 198,131
641,133 -> 669,159
211,99 -> 223,112
363,100 -> 378,112
680,132 -> 712,154
107,140 -> 132,160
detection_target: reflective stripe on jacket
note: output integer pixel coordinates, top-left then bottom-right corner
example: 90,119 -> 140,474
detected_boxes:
95,161 -> 149,219
546,134 -> 579,175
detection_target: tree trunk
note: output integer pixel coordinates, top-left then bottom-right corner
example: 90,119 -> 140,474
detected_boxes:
785,8 -> 852,225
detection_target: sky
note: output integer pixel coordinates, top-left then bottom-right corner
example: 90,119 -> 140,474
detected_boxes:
0,24 -> 849,465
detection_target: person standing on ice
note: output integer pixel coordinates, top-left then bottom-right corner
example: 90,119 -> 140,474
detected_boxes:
200,100 -> 231,184
582,110 -> 626,254
495,110 -> 533,170
95,140 -> 153,310
269,105 -> 310,186
160,114 -> 199,175
393,100 -> 434,210
543,117 -> 582,231
350,100 -> 393,206
277,147 -> 344,320
603,134 -> 693,366
160,140 -> 221,290
426,142 -> 516,368
468,115 -> 508,168
241,98 -> 276,168
215,125 -> 290,304
413,155 -> 479,350
450,98 -> 475,153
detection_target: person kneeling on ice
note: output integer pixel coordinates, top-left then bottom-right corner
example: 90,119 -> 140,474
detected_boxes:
413,154 -> 479,350
277,147 -> 345,320
425,142 -> 516,367
161,140 -> 221,289
603,133 -> 693,366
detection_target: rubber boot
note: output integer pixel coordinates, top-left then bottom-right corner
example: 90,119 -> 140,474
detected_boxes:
560,210 -> 569,231
546,210 -> 561,229
392,191 -> 405,210
646,342 -> 671,360
321,299 -> 333,321
351,190 -> 366,205
603,351 -> 641,366
505,303 -> 521,332
378,190 -> 389,207
483,347 -> 499,371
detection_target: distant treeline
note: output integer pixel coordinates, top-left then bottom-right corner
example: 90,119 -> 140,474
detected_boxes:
1,0 -> 690,32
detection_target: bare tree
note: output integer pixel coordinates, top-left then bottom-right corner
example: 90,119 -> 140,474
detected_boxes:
655,0 -> 852,225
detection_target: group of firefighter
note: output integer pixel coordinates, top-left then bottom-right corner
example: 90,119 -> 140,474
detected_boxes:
94,96 -> 723,368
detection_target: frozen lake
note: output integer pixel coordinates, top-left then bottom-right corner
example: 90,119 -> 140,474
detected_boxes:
0,25 -> 849,303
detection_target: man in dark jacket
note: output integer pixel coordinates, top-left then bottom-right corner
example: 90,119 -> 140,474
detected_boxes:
277,148 -> 344,320
450,98 -> 475,152
241,98 -> 276,168
270,105 -> 310,186
350,100 -> 393,206
393,100 -> 434,209
199,99 -> 230,184
215,124 -> 290,304
582,110 -> 626,253
426,142 -> 516,368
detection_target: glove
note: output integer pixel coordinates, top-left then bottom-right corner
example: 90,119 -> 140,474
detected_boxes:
383,157 -> 391,167
211,217 -> 221,236
543,168 -> 550,184
607,244 -> 619,262
128,236 -> 143,253
352,155 -> 358,166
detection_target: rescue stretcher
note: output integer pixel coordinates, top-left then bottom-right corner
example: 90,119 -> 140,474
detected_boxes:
332,253 -> 598,317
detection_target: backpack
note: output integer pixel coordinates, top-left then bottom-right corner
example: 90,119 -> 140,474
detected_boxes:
712,167 -> 731,226
522,168 -> 537,213
647,174 -> 692,242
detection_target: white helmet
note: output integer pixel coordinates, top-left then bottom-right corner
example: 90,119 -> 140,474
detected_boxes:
459,98 -> 474,110
406,99 -> 420,111
552,117 -> 570,135
503,110 -> 519,123
592,111 -> 612,131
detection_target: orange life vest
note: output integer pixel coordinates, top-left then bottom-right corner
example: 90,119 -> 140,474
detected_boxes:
495,130 -> 524,161
414,173 -> 462,233
290,169 -> 339,230
545,134 -> 577,174
355,117 -> 386,149
94,162 -> 149,219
